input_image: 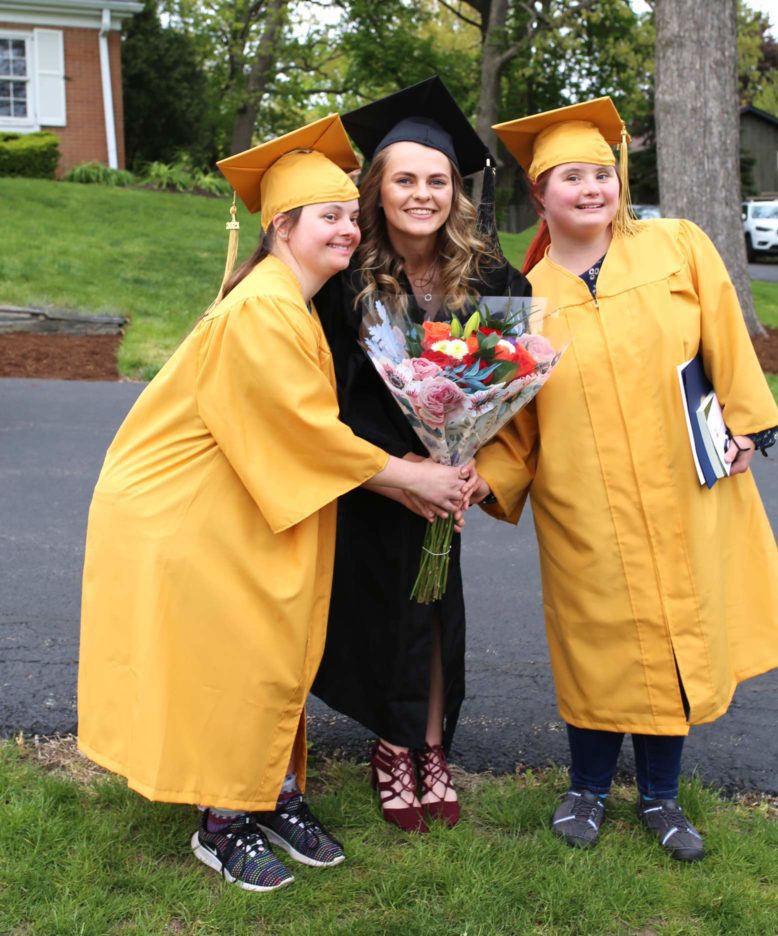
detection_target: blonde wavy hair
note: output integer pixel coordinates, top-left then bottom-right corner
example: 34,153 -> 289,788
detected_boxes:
354,148 -> 502,313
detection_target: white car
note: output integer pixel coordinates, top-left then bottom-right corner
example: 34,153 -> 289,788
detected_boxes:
631,204 -> 662,220
742,198 -> 778,261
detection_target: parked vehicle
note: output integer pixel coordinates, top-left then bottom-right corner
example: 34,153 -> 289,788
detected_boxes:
742,198 -> 778,262
631,204 -> 662,220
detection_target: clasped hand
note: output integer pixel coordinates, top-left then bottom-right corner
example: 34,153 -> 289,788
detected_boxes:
399,455 -> 486,530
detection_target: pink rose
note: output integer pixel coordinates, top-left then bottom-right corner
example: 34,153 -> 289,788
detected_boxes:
415,377 -> 467,426
519,334 -> 557,364
410,357 -> 443,380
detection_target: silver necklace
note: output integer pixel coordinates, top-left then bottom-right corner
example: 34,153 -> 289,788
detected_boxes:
410,263 -> 437,303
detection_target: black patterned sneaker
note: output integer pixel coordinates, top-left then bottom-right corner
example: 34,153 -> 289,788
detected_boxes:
191,810 -> 294,891
637,798 -> 705,862
256,794 -> 346,868
551,789 -> 605,848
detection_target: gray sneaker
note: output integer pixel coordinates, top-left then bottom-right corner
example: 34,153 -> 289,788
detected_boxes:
551,790 -> 605,848
637,798 -> 705,862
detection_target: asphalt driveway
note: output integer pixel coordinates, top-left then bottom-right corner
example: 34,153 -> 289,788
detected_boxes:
1,377 -> 777,791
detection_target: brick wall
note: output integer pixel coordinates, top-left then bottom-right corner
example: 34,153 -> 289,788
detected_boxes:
0,22 -> 127,173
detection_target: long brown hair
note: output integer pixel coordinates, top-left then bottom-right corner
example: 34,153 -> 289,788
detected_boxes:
354,149 -> 502,312
221,207 -> 303,298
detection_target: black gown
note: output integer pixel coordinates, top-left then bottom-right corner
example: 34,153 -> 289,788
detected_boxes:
312,258 -> 531,750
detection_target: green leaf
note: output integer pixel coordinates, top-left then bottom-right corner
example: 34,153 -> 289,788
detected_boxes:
463,311 -> 481,337
490,361 -> 520,385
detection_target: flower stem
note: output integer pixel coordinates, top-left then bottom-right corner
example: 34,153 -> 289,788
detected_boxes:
410,513 -> 455,604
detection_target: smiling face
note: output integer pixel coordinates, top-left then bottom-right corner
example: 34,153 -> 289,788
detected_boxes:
378,141 -> 454,240
283,199 -> 361,280
540,162 -> 620,240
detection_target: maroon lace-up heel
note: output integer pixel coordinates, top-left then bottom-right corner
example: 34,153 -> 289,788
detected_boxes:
369,740 -> 429,833
415,743 -> 460,827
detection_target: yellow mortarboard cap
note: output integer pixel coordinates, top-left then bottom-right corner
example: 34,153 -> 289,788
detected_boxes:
493,96 -> 638,237
217,114 -> 360,229
210,114 -> 360,305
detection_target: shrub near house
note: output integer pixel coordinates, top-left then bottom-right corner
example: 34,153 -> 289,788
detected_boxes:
0,129 -> 58,176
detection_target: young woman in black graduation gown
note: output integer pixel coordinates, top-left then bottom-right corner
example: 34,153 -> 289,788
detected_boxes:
312,79 -> 531,832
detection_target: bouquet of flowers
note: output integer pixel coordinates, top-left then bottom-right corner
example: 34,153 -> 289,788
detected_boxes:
360,295 -> 568,604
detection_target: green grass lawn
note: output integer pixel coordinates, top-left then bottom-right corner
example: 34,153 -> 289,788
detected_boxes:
2,737 -> 777,936
0,178 -> 262,380
752,278 -> 778,328
4,178 -> 775,382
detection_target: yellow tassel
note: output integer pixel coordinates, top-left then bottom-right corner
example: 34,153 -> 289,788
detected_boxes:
613,124 -> 640,238
215,193 -> 241,303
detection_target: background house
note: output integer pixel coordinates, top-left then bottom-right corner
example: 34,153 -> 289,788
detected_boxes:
0,0 -> 141,172
741,105 -> 778,195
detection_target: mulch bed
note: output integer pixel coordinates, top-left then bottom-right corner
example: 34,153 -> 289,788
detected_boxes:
1,327 -> 778,382
0,333 -> 121,380
751,327 -> 778,373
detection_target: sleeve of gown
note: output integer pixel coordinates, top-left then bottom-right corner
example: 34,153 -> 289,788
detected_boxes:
195,295 -> 389,534
475,401 -> 539,524
481,256 -> 533,298
681,220 -> 778,435
314,279 -> 418,458
340,357 -> 418,457
503,259 -> 533,298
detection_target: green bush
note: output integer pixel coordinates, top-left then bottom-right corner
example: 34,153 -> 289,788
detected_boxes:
64,161 -> 135,186
192,169 -> 231,196
139,155 -> 230,195
0,131 -> 60,178
143,159 -> 194,191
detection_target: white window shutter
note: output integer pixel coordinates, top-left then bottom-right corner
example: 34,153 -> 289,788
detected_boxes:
34,29 -> 66,127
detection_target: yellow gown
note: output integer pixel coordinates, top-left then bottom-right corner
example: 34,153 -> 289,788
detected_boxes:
77,255 -> 388,809
477,219 -> 778,735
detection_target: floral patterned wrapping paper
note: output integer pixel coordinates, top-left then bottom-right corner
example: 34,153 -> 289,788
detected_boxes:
360,295 -> 566,467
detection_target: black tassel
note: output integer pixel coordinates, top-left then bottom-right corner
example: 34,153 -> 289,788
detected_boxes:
476,157 -> 498,244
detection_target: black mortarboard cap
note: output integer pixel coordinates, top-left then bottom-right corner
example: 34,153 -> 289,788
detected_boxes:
342,76 -> 491,177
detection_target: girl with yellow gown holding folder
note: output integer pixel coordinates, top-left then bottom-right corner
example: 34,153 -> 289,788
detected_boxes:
473,97 -> 778,861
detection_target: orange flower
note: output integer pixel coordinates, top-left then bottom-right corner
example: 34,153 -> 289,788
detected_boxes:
466,335 -> 479,354
493,344 -> 516,362
422,320 -> 452,349
513,343 -> 537,378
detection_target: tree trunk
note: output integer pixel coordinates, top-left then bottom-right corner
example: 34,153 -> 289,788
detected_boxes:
655,0 -> 764,336
471,0 -> 507,206
230,0 -> 288,155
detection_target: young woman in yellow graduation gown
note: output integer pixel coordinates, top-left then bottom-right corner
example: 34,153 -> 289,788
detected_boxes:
77,117 -> 467,892
472,98 -> 778,862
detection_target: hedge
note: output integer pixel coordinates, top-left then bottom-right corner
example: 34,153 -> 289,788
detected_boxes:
0,131 -> 60,178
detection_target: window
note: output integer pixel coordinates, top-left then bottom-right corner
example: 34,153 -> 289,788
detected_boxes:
0,36 -> 31,121
0,30 -> 65,129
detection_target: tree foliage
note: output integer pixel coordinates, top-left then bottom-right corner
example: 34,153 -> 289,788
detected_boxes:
122,0 -> 215,169
121,0 -> 776,178
737,3 -> 777,112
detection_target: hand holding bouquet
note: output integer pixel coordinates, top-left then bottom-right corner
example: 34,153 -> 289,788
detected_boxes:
360,295 -> 568,604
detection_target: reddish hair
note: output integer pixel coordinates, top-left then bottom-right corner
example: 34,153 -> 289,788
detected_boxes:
521,170 -> 551,275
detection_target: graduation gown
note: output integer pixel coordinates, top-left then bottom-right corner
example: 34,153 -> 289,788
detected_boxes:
312,258 -> 531,749
476,219 -> 778,735
77,256 -> 388,810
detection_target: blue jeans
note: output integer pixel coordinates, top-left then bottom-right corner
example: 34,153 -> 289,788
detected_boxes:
566,723 -> 685,799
